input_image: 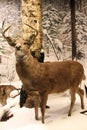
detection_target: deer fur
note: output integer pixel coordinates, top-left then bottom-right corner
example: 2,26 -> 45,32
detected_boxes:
2,20 -> 85,123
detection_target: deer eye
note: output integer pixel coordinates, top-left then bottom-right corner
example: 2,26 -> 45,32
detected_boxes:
24,42 -> 27,45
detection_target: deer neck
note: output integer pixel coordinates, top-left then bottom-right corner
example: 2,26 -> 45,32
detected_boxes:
16,55 -> 28,63
16,50 -> 40,87
16,50 -> 39,68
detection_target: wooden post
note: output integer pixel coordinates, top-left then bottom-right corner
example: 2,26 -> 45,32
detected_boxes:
22,0 -> 42,58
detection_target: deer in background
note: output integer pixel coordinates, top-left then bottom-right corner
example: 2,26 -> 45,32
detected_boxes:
2,20 -> 86,123
0,85 -> 20,106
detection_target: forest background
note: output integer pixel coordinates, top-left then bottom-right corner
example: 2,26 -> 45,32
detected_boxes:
0,0 -> 87,83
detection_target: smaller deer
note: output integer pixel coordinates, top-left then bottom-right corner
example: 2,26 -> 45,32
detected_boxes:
0,85 -> 19,105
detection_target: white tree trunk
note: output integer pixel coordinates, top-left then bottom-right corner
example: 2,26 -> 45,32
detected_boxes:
22,0 -> 42,58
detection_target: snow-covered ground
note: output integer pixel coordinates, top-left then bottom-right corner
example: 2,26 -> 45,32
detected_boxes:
0,58 -> 87,130
0,79 -> 87,130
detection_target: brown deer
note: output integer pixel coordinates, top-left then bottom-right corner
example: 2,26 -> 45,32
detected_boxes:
2,20 -> 85,123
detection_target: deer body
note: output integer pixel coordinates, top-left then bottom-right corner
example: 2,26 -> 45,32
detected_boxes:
2,20 -> 85,123
16,52 -> 83,94
16,50 -> 85,123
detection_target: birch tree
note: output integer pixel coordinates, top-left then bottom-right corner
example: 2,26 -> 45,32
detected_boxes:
22,0 -> 42,58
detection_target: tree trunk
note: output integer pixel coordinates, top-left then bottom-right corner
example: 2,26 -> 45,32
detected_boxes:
22,0 -> 42,58
70,0 -> 77,60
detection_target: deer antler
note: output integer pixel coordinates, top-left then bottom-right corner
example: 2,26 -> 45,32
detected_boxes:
24,23 -> 38,36
2,20 -> 15,47
24,23 -> 38,45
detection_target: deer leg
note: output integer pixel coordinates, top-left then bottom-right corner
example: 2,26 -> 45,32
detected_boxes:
35,105 -> 39,120
77,87 -> 84,109
35,97 -> 40,120
40,92 -> 48,123
68,89 -> 76,116
46,94 -> 50,109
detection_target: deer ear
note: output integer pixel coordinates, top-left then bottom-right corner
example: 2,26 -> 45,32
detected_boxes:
6,38 -> 16,47
27,34 -> 36,46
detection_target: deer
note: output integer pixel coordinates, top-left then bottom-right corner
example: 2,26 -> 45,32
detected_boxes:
2,20 -> 85,123
0,85 -> 20,106
0,84 -> 21,121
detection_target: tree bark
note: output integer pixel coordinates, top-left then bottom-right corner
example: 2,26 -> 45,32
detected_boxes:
70,0 -> 77,60
22,0 -> 42,58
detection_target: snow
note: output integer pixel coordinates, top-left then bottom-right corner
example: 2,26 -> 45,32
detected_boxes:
0,58 -> 87,130
0,2 -> 87,130
42,5 -> 87,60
0,81 -> 87,130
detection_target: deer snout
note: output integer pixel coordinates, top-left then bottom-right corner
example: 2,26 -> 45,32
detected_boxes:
16,45 -> 21,50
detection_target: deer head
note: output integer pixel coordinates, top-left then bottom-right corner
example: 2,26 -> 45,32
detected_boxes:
2,20 -> 38,58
